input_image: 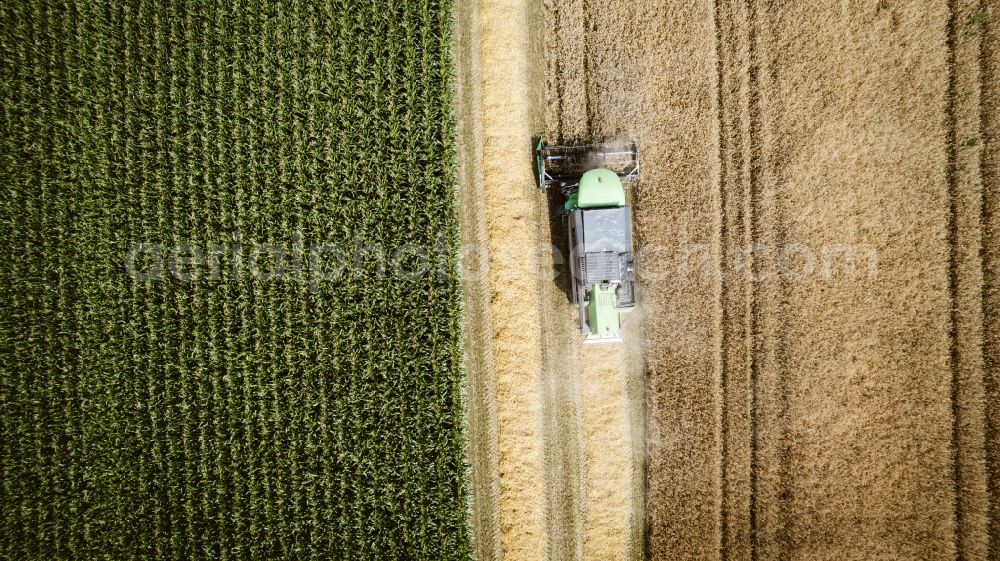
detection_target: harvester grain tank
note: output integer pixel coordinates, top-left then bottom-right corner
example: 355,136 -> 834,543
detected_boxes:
535,140 -> 639,344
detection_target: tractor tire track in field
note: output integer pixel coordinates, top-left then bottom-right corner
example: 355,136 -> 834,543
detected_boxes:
714,0 -> 759,556
948,1 -> 992,558
984,5 -> 1000,556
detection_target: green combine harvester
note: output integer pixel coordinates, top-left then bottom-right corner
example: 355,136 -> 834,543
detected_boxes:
536,139 -> 639,344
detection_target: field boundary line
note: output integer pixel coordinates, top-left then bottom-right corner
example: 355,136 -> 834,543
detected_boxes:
744,1 -> 763,560
711,0 -> 729,558
746,1 -> 792,559
978,3 -> 999,557
715,0 -> 759,556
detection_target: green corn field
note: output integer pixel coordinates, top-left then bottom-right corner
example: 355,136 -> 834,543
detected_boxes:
0,0 -> 469,559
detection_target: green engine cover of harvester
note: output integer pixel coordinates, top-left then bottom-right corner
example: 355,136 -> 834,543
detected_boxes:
574,168 -> 626,209
587,283 -> 620,335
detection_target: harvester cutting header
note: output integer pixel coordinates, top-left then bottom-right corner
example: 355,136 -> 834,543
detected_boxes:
535,139 -> 640,345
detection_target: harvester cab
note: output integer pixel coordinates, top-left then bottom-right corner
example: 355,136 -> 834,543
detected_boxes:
536,139 -> 639,345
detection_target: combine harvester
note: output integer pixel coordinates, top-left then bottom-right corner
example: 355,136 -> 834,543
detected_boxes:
536,139 -> 639,344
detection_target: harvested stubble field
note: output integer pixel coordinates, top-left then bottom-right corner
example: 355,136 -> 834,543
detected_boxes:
1,0 -> 469,559
544,0 -> 1000,560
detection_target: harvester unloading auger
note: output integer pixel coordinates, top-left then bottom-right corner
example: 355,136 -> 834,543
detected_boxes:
536,139 -> 639,344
